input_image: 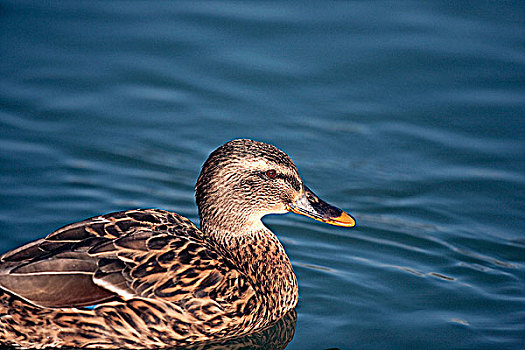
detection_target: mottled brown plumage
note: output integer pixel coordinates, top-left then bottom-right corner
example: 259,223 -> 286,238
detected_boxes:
0,139 -> 355,349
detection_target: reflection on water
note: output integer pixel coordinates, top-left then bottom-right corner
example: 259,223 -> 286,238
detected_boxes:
178,310 -> 297,350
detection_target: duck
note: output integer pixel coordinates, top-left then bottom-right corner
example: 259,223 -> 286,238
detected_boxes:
0,139 -> 355,349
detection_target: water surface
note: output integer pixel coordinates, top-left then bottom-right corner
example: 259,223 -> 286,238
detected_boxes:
1,1 -> 524,349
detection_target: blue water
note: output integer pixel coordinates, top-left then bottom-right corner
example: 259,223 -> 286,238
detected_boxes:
1,1 -> 524,349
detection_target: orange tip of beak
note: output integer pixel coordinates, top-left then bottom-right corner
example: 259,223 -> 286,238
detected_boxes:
327,210 -> 356,227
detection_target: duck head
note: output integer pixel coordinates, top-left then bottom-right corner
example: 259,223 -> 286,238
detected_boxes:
196,139 -> 355,234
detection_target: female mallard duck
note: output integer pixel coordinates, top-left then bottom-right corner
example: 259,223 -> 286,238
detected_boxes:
0,139 -> 355,349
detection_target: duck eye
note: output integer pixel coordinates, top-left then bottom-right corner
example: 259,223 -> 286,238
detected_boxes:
266,169 -> 277,179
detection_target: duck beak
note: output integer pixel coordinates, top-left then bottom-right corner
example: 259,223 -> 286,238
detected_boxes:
286,186 -> 356,227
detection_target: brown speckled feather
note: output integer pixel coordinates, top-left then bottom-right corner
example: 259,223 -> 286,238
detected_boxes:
0,209 -> 260,348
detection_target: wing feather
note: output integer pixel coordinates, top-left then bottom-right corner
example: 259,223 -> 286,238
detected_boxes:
0,208 -> 257,325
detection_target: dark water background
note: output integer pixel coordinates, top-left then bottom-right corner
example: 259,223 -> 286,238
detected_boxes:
1,1 -> 524,349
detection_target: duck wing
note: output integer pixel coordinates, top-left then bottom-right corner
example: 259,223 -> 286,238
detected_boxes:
0,212 -> 125,308
0,209 -> 250,312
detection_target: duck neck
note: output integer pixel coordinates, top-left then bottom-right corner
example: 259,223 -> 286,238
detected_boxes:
202,221 -> 298,320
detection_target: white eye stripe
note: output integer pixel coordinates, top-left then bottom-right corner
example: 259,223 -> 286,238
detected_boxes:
239,159 -> 298,184
241,159 -> 272,170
